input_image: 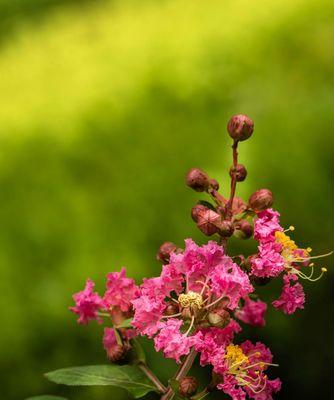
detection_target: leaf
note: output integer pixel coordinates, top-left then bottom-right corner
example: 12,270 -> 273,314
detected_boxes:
115,318 -> 133,328
25,396 -> 68,400
45,365 -> 157,398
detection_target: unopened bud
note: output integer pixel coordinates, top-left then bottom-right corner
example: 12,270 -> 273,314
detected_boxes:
197,209 -> 221,236
227,114 -> 254,142
249,189 -> 273,212
229,164 -> 247,182
156,242 -> 177,264
234,219 -> 253,239
106,344 -> 125,363
186,168 -> 210,192
220,220 -> 234,237
209,178 -> 220,190
164,302 -> 180,316
191,204 -> 208,223
179,376 -> 198,397
208,309 -> 230,328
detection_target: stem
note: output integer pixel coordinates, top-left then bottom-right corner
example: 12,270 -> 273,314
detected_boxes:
161,349 -> 197,400
225,140 -> 239,220
139,363 -> 166,393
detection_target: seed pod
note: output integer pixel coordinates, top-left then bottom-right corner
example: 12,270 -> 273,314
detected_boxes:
220,220 -> 234,237
191,204 -> 208,222
209,178 -> 220,190
197,209 -> 221,236
208,309 -> 230,328
186,168 -> 210,192
229,164 -> 247,182
179,376 -> 198,397
106,344 -> 125,363
249,189 -> 273,212
234,219 -> 253,239
227,114 -> 254,141
156,242 -> 177,264
164,301 -> 180,316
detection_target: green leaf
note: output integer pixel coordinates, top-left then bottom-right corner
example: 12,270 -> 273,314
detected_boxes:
115,318 -> 133,328
25,396 -> 67,400
45,365 -> 157,398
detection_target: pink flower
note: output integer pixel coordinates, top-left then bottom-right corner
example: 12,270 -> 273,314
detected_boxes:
254,209 -> 283,242
251,242 -> 285,278
196,320 -> 242,366
272,274 -> 305,314
103,327 -> 117,349
154,319 -> 201,363
235,298 -> 267,327
70,279 -> 104,324
210,256 -> 253,309
103,267 -> 139,312
214,341 -> 281,400
132,295 -> 166,337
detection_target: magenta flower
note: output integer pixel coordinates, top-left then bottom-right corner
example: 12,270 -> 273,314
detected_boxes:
70,279 -> 104,324
235,298 -> 267,327
103,267 -> 139,312
154,319 -> 201,363
272,274 -> 305,314
254,209 -> 283,242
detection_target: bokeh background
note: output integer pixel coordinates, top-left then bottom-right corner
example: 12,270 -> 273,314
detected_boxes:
0,0 -> 333,399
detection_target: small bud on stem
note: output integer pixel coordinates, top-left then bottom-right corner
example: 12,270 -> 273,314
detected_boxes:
249,189 -> 273,212
157,242 -> 178,264
179,376 -> 198,397
186,168 -> 210,192
227,114 -> 254,142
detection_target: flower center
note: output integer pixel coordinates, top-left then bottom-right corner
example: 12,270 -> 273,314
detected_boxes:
178,291 -> 203,309
224,344 -> 249,368
275,231 -> 298,252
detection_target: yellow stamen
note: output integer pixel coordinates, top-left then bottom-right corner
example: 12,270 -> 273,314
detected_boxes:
178,291 -> 203,309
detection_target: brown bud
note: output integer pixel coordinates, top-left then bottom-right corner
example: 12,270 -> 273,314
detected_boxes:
179,376 -> 198,397
208,309 -> 230,328
106,344 -> 125,363
197,209 -> 221,236
186,168 -> 210,192
220,220 -> 234,237
234,219 -> 253,239
252,276 -> 271,286
249,189 -> 273,212
164,302 -> 180,316
227,114 -> 254,141
209,178 -> 220,190
156,241 -> 177,264
191,204 -> 208,222
229,164 -> 247,182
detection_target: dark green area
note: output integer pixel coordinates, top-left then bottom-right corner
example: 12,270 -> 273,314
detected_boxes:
0,0 -> 333,399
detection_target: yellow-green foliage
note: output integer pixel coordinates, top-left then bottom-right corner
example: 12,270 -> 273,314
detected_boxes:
0,0 -> 333,399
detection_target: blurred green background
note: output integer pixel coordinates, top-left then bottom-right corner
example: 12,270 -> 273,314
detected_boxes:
0,0 -> 333,399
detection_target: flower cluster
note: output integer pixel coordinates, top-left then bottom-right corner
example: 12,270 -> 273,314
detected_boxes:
69,114 -> 330,400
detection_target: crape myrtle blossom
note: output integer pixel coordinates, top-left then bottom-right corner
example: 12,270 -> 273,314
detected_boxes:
132,239 -> 253,363
212,341 -> 281,400
235,298 -> 267,327
64,115 -> 330,400
251,209 -> 329,314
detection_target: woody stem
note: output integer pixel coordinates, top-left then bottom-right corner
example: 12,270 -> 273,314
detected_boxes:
225,140 -> 239,220
139,363 -> 166,393
161,349 -> 197,400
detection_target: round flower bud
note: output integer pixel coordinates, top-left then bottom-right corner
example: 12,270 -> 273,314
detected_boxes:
220,220 -> 234,237
186,168 -> 210,192
191,204 -> 208,223
229,164 -> 247,182
208,309 -> 230,328
227,114 -> 254,141
209,178 -> 220,190
156,241 -> 177,264
106,344 -> 125,363
249,189 -> 273,212
164,302 -> 180,316
197,209 -> 221,236
179,376 -> 198,397
234,219 -> 253,239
